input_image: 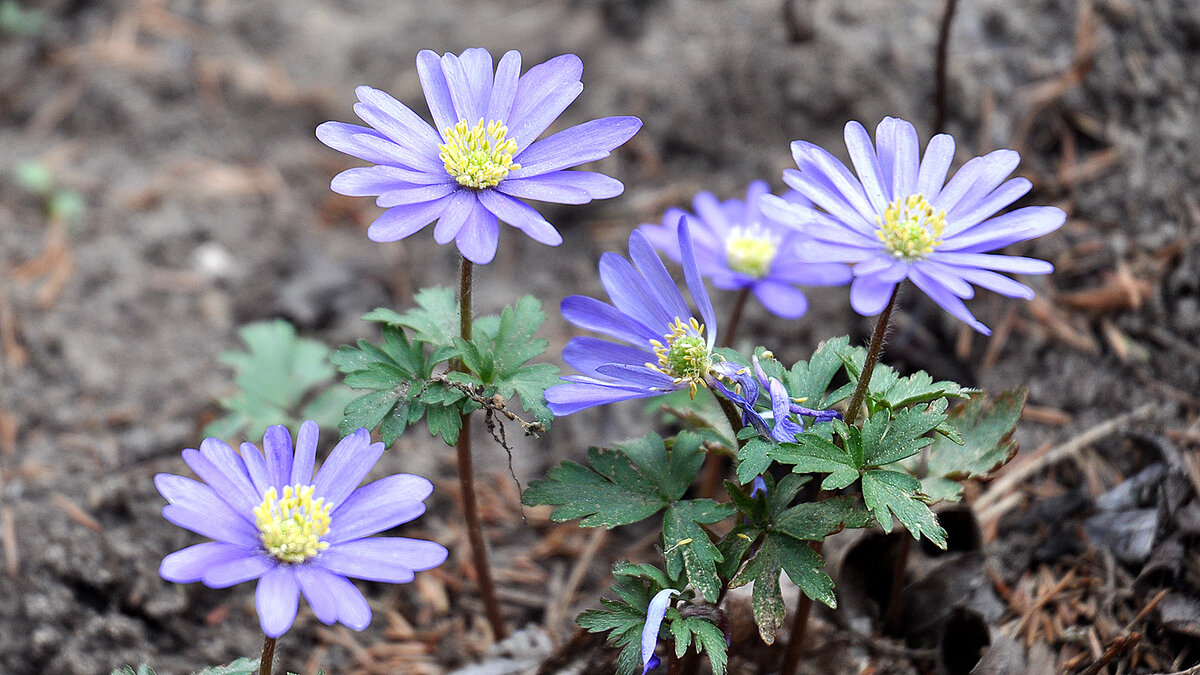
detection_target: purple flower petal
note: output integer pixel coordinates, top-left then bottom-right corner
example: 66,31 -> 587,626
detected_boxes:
239,441 -> 269,495
312,428 -> 382,508
156,473 -> 258,545
486,50 -> 522,121
678,223 -> 717,343
315,122 -> 395,166
415,50 -> 458,135
641,589 -> 679,674
205,552 -> 273,589
319,537 -> 449,583
366,196 -> 454,242
563,337 -> 656,375
327,474 -> 433,544
183,439 -> 259,515
352,86 -> 442,149
888,118 -> 921,199
261,425 -> 294,491
256,566 -> 300,638
159,542 -> 251,584
908,266 -> 992,335
324,572 -> 372,630
341,131 -> 446,174
561,295 -> 660,345
455,48 -> 495,122
933,251 -> 1054,275
331,166 -> 440,196
510,116 -> 642,177
752,280 -> 809,319
944,177 -> 1031,235
951,265 -> 1035,300
433,190 -> 479,245
628,230 -> 690,321
598,251 -> 674,333
850,273 -> 901,317
290,420 -> 319,485
941,206 -> 1066,252
294,564 -> 341,625
499,170 -> 624,204
789,140 -> 877,227
441,50 -> 486,124
454,202 -> 501,264
507,53 -> 584,148
545,380 -> 661,416
844,120 -> 889,211
916,133 -> 956,197
476,189 -> 563,246
376,182 -> 458,208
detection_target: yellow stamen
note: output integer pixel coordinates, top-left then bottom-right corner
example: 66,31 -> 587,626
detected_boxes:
253,484 -> 332,564
649,317 -> 712,399
725,226 -> 780,278
875,194 -> 946,261
438,118 -> 520,189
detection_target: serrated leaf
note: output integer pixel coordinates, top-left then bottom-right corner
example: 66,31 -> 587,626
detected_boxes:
769,432 -> 859,491
785,336 -> 855,408
493,296 -> 549,373
522,432 -> 705,527
110,667 -> 155,675
862,469 -> 946,548
340,389 -> 403,438
493,362 -> 559,426
614,561 -> 677,590
735,437 -> 774,484
577,575 -> 657,675
732,533 -> 835,643
927,389 -> 1026,484
861,399 -> 947,467
774,496 -> 872,541
395,287 -> 459,347
454,336 -> 495,382
205,319 -> 341,440
425,403 -> 462,445
663,499 -> 736,602
670,616 -> 728,675
360,306 -> 406,326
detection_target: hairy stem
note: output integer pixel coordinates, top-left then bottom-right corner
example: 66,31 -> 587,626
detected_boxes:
720,287 -> 751,348
455,256 -> 508,639
259,635 -> 276,675
781,285 -> 901,675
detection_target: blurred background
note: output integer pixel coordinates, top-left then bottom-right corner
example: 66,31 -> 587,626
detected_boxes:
1,0 -> 1198,672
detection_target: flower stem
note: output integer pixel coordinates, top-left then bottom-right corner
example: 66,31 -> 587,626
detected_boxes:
455,256 -> 508,640
933,0 -> 959,134
843,285 -> 901,427
699,391 -> 746,498
719,287 -> 751,348
259,635 -> 276,675
780,284 -> 901,675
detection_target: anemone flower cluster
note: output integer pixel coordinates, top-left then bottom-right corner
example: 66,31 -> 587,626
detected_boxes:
156,421 -> 448,638
762,117 -> 1065,334
317,48 -> 642,265
639,181 -> 851,319
712,354 -> 840,443
545,222 -> 718,415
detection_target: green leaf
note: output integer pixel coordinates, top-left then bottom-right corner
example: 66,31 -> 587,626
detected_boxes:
339,389 -> 403,438
862,469 -> 947,548
769,431 -> 860,490
194,658 -> 258,675
394,287 -> 460,347
650,387 -> 738,450
493,362 -> 560,427
785,336 -> 855,408
109,667 -> 155,675
735,437 -> 774,484
577,575 -> 659,675
522,432 -> 706,527
732,533 -> 835,643
425,403 -> 462,445
663,499 -> 736,602
861,399 -> 948,467
204,319 -> 342,441
774,496 -> 872,541
927,389 -> 1025,480
670,616 -> 728,675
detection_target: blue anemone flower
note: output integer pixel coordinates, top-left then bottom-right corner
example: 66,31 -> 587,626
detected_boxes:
317,48 -> 641,264
546,222 -> 718,415
156,421 -> 448,638
639,181 -> 851,319
761,117 -> 1065,334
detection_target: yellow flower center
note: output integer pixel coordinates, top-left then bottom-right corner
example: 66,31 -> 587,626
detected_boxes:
253,484 -> 332,564
875,194 -> 947,261
648,317 -> 712,398
725,227 -> 780,278
438,118 -> 521,189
